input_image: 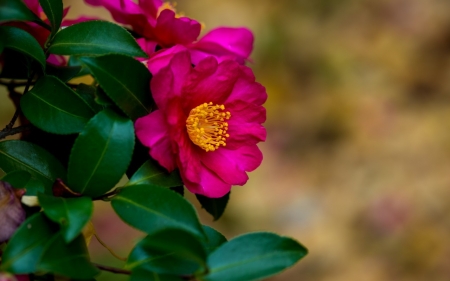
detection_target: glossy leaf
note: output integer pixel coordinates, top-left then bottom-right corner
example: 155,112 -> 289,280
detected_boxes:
21,75 -> 96,134
38,193 -> 93,243
48,21 -> 147,57
202,226 -> 227,255
0,26 -> 46,69
1,213 -> 57,273
0,140 -> 66,192
39,233 -> 99,279
38,0 -> 63,36
131,267 -> 183,281
76,83 -> 103,113
68,109 -> 134,197
201,232 -> 308,281
126,228 -> 207,275
1,170 -> 45,195
127,160 -> 182,188
111,185 -> 205,238
0,0 -> 39,22
196,192 -> 230,221
79,55 -> 152,120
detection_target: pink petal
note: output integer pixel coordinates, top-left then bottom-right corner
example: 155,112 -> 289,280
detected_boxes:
184,165 -> 231,198
154,9 -> 201,47
176,134 -> 202,185
225,100 -> 267,149
23,0 -> 40,15
200,148 -> 249,185
151,51 -> 191,110
147,44 -> 187,74
138,0 -> 163,18
135,110 -> 177,171
189,27 -> 254,65
182,58 -> 239,111
226,66 -> 267,105
47,54 -> 67,66
136,38 -> 158,60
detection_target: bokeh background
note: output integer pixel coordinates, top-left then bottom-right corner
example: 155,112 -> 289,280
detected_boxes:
3,0 -> 450,280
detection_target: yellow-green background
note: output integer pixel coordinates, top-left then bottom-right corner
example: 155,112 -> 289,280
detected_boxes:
2,0 -> 450,280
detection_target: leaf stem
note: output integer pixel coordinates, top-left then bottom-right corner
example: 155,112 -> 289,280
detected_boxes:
92,189 -> 120,201
0,124 -> 33,140
94,233 -> 127,261
93,263 -> 131,275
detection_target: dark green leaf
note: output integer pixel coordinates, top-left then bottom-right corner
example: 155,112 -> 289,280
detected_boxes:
0,49 -> 31,79
1,213 -> 57,273
126,228 -> 207,275
38,0 -> 62,36
46,63 -> 82,82
68,56 -> 90,77
127,160 -> 182,188
201,232 -> 308,281
48,21 -> 147,57
202,226 -> 227,255
0,26 -> 46,69
76,83 -> 103,113
21,75 -> 96,134
1,170 -> 45,195
0,140 -> 66,192
196,192 -> 230,221
111,185 -> 205,238
131,267 -> 183,281
39,233 -> 100,279
38,193 -> 93,243
0,0 -> 39,22
79,55 -> 152,120
67,109 -> 134,197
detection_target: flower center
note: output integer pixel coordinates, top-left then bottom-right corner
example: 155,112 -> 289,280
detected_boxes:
186,102 -> 231,152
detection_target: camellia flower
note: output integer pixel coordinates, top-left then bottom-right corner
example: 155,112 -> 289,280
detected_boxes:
0,181 -> 26,243
83,0 -> 253,66
135,51 -> 266,197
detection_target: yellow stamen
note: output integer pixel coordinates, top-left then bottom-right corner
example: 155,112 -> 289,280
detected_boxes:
157,2 -> 185,18
186,102 -> 231,152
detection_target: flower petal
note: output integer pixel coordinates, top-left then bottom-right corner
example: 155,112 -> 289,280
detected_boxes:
147,44 -> 188,74
138,0 -> 163,18
200,148 -> 249,185
189,27 -> 254,65
154,9 -> 201,47
135,110 -> 177,171
184,165 -> 232,198
226,66 -> 267,105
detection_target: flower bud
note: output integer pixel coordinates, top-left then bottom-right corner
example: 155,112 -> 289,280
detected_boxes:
0,181 -> 26,243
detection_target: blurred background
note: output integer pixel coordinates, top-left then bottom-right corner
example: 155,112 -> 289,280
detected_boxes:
3,0 -> 450,280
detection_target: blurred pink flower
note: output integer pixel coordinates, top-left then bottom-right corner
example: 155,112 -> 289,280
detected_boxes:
0,273 -> 29,281
83,0 -> 254,68
0,181 -> 25,243
135,52 -> 266,197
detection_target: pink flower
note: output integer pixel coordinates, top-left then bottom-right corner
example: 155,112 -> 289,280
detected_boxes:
135,52 -> 266,198
83,0 -> 253,66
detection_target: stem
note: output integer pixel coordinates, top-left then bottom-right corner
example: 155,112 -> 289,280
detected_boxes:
0,124 -> 33,140
93,263 -> 131,275
94,233 -> 127,261
33,19 -> 52,32
92,189 -> 120,201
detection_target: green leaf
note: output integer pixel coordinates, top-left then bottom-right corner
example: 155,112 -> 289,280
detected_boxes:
38,0 -> 63,36
202,226 -> 227,255
126,228 -> 207,275
201,232 -> 308,281
67,109 -> 134,197
48,21 -> 147,57
0,140 -> 66,193
111,185 -> 205,238
127,160 -> 182,188
196,192 -> 230,221
76,83 -> 103,113
46,63 -> 82,82
0,0 -> 39,22
1,170 -> 45,195
131,267 -> 183,281
21,75 -> 96,134
38,193 -> 93,243
79,55 -> 152,120
39,233 -> 100,279
1,213 -> 57,273
0,26 -> 46,69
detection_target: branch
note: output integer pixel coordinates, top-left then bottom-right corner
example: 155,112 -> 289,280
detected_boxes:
94,233 -> 127,261
93,263 -> 131,275
0,124 -> 33,140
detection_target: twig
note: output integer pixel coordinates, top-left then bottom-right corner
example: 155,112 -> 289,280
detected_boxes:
0,124 -> 33,140
94,233 -> 127,261
93,263 -> 131,275
32,19 -> 52,32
